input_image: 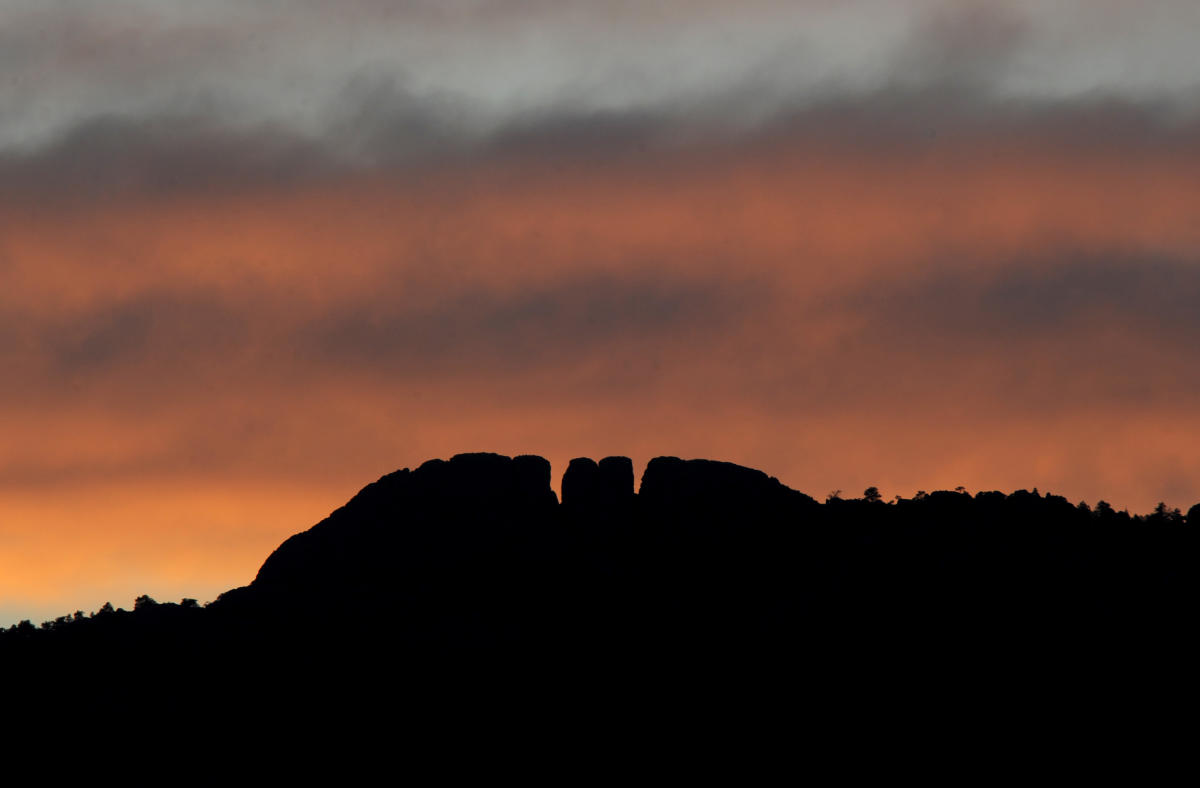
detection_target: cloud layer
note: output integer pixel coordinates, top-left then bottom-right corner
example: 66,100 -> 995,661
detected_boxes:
2,0 -> 1199,623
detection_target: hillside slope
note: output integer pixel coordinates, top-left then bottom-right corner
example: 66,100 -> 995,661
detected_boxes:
2,452 -> 1194,721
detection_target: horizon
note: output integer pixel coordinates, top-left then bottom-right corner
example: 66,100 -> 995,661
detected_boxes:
0,450 -> 1184,627
2,1 -> 1199,626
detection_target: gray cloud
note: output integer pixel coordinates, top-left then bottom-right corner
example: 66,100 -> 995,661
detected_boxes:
794,252 -> 1200,413
1,0 -> 1198,205
44,290 -> 250,374
2,0 -> 1198,166
303,272 -> 762,375
0,267 -> 763,407
866,253 -> 1200,348
0,114 -> 339,200
893,2 -> 1030,90
0,289 -> 254,409
4,90 -> 1198,204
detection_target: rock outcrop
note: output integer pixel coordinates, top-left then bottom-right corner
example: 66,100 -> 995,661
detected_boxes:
561,457 -> 600,507
638,456 -> 817,512
562,455 -> 635,508
598,456 -> 635,503
4,450 -> 1195,725
252,451 -> 558,594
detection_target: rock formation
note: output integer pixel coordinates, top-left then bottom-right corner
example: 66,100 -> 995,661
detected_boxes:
561,455 -> 635,509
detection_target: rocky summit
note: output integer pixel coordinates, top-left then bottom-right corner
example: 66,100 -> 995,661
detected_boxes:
2,452 -> 1194,725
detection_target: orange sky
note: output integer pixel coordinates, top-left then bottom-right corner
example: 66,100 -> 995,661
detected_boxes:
4,1 -> 1200,624
3,124 -> 1199,624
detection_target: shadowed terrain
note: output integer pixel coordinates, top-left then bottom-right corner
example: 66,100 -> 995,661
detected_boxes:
2,452 -> 1194,730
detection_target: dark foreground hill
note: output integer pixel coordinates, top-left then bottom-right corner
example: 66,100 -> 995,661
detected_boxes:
3,452 -> 1195,737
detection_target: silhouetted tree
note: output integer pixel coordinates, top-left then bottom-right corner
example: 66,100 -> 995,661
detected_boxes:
1148,502 -> 1183,524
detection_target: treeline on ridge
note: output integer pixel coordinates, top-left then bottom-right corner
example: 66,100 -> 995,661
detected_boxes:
1,454 -> 1194,677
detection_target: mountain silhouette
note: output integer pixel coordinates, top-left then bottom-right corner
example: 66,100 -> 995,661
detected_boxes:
3,452 -> 1194,733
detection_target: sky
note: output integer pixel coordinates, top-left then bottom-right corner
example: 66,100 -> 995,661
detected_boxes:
2,0 -> 1199,624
